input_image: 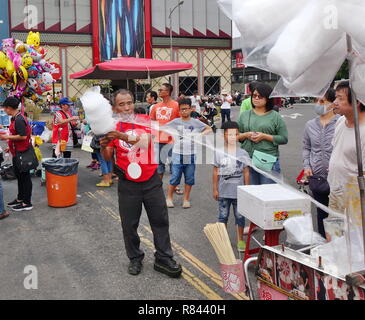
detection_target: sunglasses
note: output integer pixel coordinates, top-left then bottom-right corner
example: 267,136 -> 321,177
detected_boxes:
252,94 -> 265,100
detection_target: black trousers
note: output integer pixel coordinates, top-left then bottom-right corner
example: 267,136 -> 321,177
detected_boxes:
118,171 -> 174,262
52,150 -> 71,158
12,158 -> 33,205
311,189 -> 329,239
221,109 -> 231,125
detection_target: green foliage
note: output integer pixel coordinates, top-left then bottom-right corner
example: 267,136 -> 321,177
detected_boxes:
78,79 -> 113,92
335,60 -> 349,81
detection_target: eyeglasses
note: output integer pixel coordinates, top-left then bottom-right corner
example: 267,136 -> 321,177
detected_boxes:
252,94 -> 264,100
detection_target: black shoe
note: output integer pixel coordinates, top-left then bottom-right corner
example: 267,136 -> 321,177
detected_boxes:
128,260 -> 143,276
7,199 -> 22,207
12,203 -> 33,212
154,258 -> 182,278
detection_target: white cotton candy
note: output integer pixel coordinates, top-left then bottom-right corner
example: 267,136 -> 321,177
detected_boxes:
231,0 -> 308,47
271,36 -> 347,97
267,0 -> 344,82
80,86 -> 116,136
337,0 -> 365,47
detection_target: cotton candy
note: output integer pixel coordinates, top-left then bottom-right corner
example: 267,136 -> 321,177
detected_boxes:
231,0 -> 307,47
271,36 -> 347,97
80,86 -> 115,136
337,0 -> 365,48
267,0 -> 344,82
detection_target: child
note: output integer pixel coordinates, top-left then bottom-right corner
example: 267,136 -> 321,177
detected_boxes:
213,121 -> 250,252
165,98 -> 212,208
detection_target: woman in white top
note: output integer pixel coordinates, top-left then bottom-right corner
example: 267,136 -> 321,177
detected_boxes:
220,89 -> 233,126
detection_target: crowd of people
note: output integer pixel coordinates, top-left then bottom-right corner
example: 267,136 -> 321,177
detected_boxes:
0,79 -> 363,280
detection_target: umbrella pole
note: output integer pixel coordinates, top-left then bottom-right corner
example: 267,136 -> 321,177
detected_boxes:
346,34 -> 365,264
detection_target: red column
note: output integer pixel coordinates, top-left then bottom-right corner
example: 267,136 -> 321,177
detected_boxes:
144,0 -> 152,59
91,0 -> 101,65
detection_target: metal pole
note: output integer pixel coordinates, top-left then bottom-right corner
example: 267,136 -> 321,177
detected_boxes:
346,34 -> 365,264
170,8 -> 173,62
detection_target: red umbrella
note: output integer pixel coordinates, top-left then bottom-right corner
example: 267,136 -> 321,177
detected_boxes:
69,57 -> 193,80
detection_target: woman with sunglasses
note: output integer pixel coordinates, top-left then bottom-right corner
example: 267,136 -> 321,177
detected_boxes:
238,83 -> 288,185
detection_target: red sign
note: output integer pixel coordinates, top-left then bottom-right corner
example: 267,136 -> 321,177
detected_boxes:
236,52 -> 245,69
50,63 -> 62,80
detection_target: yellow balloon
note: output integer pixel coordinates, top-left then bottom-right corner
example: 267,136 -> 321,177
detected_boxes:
0,52 -> 7,69
18,65 -> 28,81
21,53 -> 33,69
6,59 -> 15,76
26,31 -> 41,48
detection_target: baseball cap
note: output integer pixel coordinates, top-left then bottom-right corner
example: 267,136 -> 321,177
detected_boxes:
59,97 -> 73,105
2,97 -> 20,109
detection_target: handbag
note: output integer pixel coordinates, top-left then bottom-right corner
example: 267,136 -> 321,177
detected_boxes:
90,135 -> 101,152
248,110 -> 277,171
14,145 -> 39,173
81,134 -> 94,153
309,175 -> 330,194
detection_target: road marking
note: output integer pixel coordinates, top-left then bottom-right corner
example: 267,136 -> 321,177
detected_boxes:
142,225 -> 248,300
87,190 -> 244,300
139,235 -> 223,300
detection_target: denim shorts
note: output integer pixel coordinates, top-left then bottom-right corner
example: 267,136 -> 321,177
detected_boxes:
169,153 -> 196,186
218,198 -> 245,227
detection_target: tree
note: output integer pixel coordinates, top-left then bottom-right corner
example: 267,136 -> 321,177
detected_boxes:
335,60 -> 349,81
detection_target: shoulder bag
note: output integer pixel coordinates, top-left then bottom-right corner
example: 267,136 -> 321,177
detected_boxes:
60,110 -> 79,146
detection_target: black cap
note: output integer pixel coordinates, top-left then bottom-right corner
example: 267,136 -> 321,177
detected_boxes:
2,97 -> 20,109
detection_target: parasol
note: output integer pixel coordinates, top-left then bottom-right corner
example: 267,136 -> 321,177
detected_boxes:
69,56 -> 193,80
218,0 -> 365,272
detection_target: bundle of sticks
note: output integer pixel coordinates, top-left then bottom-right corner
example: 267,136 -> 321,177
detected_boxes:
203,223 -> 237,265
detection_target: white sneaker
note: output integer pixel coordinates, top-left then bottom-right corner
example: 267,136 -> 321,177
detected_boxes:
182,200 -> 191,209
166,199 -> 174,208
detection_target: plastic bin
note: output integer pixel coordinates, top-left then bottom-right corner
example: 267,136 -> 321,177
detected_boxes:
43,158 -> 79,208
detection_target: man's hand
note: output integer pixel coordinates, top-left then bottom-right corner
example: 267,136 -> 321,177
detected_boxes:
304,168 -> 313,177
105,131 -> 121,141
0,135 -> 9,141
213,189 -> 219,201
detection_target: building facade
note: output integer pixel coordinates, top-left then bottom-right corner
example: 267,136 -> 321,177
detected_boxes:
4,0 -> 232,99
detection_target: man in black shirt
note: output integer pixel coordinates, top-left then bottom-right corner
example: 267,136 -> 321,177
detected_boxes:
146,91 -> 158,114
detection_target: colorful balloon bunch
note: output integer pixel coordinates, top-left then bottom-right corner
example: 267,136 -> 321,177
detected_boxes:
0,31 -> 57,101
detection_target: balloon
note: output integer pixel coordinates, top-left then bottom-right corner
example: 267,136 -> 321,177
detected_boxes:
39,59 -> 55,73
26,31 -> 41,48
17,66 -> 28,81
10,80 -> 27,98
27,78 -> 39,91
27,65 -> 39,78
41,72 -> 54,85
15,40 -> 28,54
28,48 -> 42,62
36,46 -> 47,57
6,59 -> 15,77
0,51 -> 7,69
21,53 -> 33,69
2,38 -> 15,52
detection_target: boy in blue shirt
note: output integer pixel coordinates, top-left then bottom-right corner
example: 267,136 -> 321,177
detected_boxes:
213,121 -> 250,252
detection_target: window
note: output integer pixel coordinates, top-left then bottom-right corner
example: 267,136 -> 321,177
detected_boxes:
179,77 -> 198,96
204,77 -> 220,96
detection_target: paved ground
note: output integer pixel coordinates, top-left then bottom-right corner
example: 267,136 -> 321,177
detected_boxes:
0,103 -> 317,300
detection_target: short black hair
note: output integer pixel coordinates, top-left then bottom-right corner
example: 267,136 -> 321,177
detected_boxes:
336,81 -> 365,112
2,97 -> 20,109
249,81 -> 259,93
251,83 -> 274,111
162,83 -> 173,95
324,88 -> 336,103
135,107 -> 146,114
179,98 -> 192,107
147,90 -> 158,101
221,121 -> 239,132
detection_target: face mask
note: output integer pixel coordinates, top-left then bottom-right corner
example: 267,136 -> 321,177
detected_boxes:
314,104 -> 332,116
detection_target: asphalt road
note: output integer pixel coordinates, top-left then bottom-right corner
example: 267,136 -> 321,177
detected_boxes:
0,103 -> 318,300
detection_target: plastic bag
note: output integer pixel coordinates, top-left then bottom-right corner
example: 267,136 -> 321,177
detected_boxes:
40,127 -> 52,143
42,158 -> 79,176
283,214 -> 326,246
80,86 -> 116,136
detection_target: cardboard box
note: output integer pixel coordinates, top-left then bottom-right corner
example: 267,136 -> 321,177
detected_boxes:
237,184 -> 311,230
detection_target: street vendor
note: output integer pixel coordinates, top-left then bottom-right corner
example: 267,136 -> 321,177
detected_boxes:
328,81 -> 365,214
100,89 -> 182,278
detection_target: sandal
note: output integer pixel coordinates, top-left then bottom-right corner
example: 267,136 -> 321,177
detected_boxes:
175,186 -> 184,195
96,182 -> 111,187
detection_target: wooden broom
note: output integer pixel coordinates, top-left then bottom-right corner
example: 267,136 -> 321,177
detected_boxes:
203,223 -> 237,265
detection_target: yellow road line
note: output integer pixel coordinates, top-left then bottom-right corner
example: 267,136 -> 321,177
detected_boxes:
89,190 -> 238,300
142,225 -> 248,300
140,235 -> 223,300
